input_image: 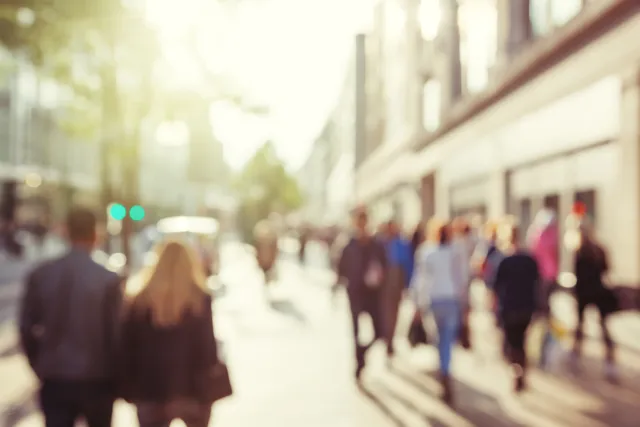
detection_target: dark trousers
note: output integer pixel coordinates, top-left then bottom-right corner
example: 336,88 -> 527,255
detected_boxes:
382,267 -> 405,355
348,288 -> 384,369
502,311 -> 533,372
40,380 -> 114,427
575,294 -> 615,360
137,401 -> 212,427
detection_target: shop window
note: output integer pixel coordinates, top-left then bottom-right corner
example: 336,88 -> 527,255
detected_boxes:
574,189 -> 596,223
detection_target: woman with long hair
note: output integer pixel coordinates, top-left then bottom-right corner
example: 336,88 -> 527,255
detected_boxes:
411,219 -> 465,405
120,240 -> 219,427
570,221 -> 618,382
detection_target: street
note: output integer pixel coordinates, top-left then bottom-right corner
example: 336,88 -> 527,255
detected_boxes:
1,240 -> 640,426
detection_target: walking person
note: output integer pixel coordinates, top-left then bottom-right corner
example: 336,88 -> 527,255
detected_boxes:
337,207 -> 387,380
19,207 -> 124,427
452,218 -> 477,349
569,220 -> 619,382
494,226 -> 540,392
382,220 -> 413,358
119,240 -> 223,427
253,220 -> 278,288
411,220 -> 465,404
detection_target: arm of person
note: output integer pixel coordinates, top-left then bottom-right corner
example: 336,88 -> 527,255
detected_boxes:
336,243 -> 350,285
18,270 -> 41,374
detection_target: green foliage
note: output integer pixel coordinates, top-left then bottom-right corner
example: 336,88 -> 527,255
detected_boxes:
235,142 -> 303,241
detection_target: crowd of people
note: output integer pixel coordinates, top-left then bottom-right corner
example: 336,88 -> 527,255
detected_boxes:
19,207 -> 229,427
334,205 -> 619,405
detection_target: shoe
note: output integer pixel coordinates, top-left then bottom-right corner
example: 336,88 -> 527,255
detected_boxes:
512,364 -> 527,393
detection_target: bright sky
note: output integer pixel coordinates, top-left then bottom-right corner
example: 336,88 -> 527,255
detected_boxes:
146,0 -> 374,171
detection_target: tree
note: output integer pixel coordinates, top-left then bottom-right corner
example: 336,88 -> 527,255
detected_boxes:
235,142 -> 303,242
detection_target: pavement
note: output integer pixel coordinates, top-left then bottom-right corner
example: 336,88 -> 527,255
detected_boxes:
1,240 -> 640,426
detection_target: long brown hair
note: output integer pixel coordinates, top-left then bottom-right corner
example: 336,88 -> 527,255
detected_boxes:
129,239 -> 208,327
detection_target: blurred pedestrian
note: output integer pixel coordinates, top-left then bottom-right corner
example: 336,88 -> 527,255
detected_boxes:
253,220 -> 278,286
569,220 -> 618,382
494,225 -> 539,393
19,207 -> 124,427
119,240 -> 224,427
382,220 -> 413,357
337,207 -> 387,380
451,218 -> 477,349
410,220 -> 426,258
411,220 -> 465,404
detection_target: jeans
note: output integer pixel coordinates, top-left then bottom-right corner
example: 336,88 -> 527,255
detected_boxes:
39,380 -> 114,427
429,299 -> 461,375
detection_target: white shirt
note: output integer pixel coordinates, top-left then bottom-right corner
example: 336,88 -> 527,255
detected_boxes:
410,243 -> 465,310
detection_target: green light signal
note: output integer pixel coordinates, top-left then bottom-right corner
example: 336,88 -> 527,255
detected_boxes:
109,203 -> 126,221
129,205 -> 145,221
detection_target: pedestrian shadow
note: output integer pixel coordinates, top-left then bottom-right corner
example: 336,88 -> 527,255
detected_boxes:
1,389 -> 38,427
268,298 -> 307,324
387,363 -> 524,427
526,353 -> 640,427
357,382 -> 408,427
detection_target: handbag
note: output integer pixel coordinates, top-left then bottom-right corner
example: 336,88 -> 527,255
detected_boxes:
205,362 -> 233,403
407,311 -> 429,347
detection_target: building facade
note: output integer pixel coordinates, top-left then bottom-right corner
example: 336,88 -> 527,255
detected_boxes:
408,1 -> 640,285
355,0 -> 424,230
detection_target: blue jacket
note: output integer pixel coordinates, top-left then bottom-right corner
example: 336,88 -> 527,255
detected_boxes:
386,237 -> 414,287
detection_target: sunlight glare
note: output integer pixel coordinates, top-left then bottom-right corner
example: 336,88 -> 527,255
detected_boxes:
145,0 -> 205,39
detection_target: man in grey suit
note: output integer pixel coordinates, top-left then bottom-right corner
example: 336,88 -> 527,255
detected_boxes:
19,207 -> 123,427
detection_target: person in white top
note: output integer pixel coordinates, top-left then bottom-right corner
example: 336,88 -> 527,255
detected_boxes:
410,220 -> 465,405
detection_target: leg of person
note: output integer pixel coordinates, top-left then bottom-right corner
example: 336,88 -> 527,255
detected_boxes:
80,382 -> 115,427
39,381 -> 80,427
431,299 -> 461,404
598,303 -> 618,383
367,288 -> 385,346
504,313 -> 532,392
570,297 -> 588,373
384,268 -> 404,356
348,294 -> 365,379
183,404 -> 212,427
137,403 -> 172,427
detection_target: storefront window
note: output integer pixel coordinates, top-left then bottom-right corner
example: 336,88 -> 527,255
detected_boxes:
458,0 -> 497,93
422,79 -> 441,132
419,0 -> 441,41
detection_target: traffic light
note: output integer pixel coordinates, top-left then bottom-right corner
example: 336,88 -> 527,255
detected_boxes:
129,205 -> 145,221
109,203 -> 126,221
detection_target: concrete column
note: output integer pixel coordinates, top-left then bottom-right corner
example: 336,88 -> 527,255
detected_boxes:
614,66 -> 640,285
487,170 -> 508,219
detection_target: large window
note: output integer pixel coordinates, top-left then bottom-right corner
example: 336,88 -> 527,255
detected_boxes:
422,79 -> 441,132
458,0 -> 497,93
531,0 -> 584,37
419,0 -> 441,41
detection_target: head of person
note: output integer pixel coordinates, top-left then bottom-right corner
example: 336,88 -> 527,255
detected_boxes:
386,220 -> 400,238
498,223 -> 519,252
484,221 -> 498,242
66,207 -> 98,249
352,206 -> 369,238
452,217 -> 471,238
132,239 -> 208,327
427,218 -> 451,246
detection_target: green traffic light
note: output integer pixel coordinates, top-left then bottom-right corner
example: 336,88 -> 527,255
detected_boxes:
129,205 -> 145,221
109,203 -> 126,220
